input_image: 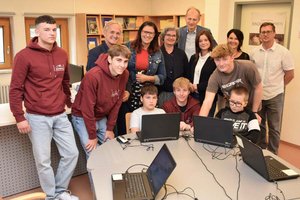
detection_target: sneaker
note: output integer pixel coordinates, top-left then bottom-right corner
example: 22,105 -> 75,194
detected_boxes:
56,191 -> 79,200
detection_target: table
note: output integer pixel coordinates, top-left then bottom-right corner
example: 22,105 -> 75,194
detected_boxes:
88,134 -> 300,200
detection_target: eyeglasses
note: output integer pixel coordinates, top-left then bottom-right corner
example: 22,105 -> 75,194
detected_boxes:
260,30 -> 273,35
142,30 -> 155,36
229,99 -> 243,107
165,34 -> 176,38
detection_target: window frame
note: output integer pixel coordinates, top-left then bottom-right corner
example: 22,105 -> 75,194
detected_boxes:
0,17 -> 13,69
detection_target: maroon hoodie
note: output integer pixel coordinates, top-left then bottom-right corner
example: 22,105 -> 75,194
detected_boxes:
72,54 -> 129,139
9,37 -> 71,123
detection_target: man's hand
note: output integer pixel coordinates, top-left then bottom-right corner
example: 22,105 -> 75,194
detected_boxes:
122,91 -> 130,102
180,121 -> 191,131
255,113 -> 262,124
105,130 -> 115,141
17,120 -> 32,134
85,138 -> 98,152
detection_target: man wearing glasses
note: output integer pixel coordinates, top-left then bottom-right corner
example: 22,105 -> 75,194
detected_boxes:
250,22 -> 294,154
199,44 -> 262,123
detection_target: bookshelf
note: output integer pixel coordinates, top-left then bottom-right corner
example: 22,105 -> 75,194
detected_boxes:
75,13 -> 185,68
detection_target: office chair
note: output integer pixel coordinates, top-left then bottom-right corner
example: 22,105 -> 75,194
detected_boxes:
125,112 -> 131,134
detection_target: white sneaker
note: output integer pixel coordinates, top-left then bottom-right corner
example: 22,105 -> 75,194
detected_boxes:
56,191 -> 79,200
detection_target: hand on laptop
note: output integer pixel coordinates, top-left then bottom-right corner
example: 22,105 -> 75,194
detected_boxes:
180,121 -> 191,131
105,130 -> 115,141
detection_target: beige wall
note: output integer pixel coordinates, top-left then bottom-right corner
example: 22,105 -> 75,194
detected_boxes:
150,0 -> 205,15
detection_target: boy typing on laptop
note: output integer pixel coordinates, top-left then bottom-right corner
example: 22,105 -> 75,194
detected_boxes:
215,85 -> 260,143
130,84 -> 165,134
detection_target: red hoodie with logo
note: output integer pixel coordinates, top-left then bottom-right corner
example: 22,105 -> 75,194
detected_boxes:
9,37 -> 71,123
72,54 -> 129,139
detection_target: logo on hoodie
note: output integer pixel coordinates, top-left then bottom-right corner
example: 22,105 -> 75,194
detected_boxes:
54,64 -> 65,72
111,89 -> 120,99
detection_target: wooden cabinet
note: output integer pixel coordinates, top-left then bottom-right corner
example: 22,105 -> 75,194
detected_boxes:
75,13 -> 184,69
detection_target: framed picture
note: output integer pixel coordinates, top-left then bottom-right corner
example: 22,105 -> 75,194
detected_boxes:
87,37 -> 98,50
87,17 -> 99,34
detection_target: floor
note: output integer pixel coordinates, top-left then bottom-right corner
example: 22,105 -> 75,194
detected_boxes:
2,140 -> 300,200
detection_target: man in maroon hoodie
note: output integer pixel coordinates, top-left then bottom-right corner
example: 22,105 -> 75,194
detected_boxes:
71,44 -> 130,158
9,15 -> 79,200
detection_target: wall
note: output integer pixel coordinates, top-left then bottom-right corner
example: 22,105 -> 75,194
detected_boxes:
150,0 -> 205,15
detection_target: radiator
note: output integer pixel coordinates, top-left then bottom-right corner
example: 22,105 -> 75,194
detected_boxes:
0,84 -> 10,104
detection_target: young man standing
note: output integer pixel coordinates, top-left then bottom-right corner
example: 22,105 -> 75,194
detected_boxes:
200,44 -> 263,120
178,7 -> 217,60
72,44 -> 131,157
250,22 -> 294,154
9,15 -> 79,200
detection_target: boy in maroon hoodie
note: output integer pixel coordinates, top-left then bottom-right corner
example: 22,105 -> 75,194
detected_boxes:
71,44 -> 130,158
9,15 -> 79,200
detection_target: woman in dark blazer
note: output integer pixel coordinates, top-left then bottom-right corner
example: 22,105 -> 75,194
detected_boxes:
187,30 -> 217,117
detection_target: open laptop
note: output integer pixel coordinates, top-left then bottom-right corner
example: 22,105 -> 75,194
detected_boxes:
236,135 -> 299,182
111,144 -> 177,200
193,116 -> 235,148
136,113 -> 180,142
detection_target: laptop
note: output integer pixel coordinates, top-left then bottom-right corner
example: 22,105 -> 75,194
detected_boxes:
136,113 -> 180,142
111,144 -> 177,200
236,135 -> 299,182
193,116 -> 235,148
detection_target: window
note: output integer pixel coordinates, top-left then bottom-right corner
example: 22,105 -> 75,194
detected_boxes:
0,18 -> 13,69
25,17 -> 69,55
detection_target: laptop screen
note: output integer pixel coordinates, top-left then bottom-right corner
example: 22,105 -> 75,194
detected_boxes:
193,116 -> 234,148
147,144 -> 177,196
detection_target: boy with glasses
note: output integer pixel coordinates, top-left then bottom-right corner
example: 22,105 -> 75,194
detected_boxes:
215,85 -> 260,143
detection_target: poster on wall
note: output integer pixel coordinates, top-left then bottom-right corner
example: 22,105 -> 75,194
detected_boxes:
249,12 -> 286,46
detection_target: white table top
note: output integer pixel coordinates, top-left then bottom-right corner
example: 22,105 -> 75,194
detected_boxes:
87,135 -> 300,200
0,103 -> 71,127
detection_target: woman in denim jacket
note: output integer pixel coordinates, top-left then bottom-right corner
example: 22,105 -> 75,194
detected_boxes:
126,21 -> 166,111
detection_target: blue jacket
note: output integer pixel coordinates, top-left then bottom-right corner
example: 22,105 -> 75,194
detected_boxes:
178,25 -> 217,51
86,41 -> 109,71
126,42 -> 166,87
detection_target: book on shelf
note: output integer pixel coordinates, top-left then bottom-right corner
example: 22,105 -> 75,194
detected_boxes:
101,17 -> 113,28
86,17 -> 99,34
115,17 -> 125,29
159,19 -> 174,30
125,17 -> 136,29
87,37 -> 98,50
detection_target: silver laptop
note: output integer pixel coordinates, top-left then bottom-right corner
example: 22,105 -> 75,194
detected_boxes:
237,135 -> 299,182
193,116 -> 234,148
111,144 -> 177,200
136,113 -> 180,142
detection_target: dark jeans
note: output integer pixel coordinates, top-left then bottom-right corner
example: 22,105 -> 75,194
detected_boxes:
257,93 -> 284,154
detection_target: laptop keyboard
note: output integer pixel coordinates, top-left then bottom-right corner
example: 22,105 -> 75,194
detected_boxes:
124,173 -> 147,199
266,162 -> 287,179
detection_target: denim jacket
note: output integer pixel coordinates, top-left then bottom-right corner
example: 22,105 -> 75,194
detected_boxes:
126,42 -> 166,86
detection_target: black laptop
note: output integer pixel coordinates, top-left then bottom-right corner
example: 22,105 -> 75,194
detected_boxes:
136,113 -> 180,142
236,135 -> 299,182
193,116 -> 234,148
111,144 -> 177,200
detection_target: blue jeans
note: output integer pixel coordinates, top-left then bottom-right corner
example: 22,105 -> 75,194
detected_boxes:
26,113 -> 79,200
258,93 -> 284,154
71,115 -> 107,159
